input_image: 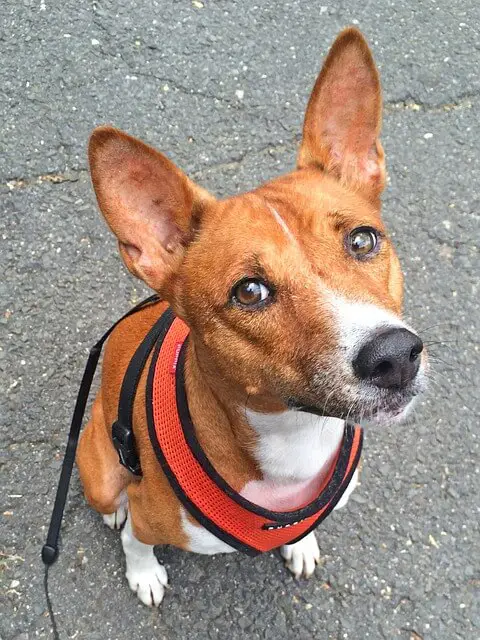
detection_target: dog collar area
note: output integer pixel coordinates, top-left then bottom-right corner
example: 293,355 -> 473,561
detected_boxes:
113,306 -> 363,555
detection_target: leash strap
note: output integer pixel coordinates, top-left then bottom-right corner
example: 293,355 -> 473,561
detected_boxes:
41,294 -> 161,567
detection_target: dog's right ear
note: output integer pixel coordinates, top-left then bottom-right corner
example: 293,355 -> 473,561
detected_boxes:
88,126 -> 214,292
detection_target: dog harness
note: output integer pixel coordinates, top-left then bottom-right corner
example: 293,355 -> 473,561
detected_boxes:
112,304 -> 363,555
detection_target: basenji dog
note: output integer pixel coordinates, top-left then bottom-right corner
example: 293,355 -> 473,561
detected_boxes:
76,27 -> 428,607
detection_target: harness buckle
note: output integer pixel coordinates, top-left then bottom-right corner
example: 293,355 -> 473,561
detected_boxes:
112,420 -> 142,476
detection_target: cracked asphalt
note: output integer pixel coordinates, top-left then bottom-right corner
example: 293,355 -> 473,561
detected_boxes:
1,1 -> 479,639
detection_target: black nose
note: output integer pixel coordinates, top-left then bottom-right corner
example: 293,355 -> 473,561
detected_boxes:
353,328 -> 423,389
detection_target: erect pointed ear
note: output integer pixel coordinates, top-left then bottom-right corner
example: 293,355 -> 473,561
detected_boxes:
298,27 -> 385,201
88,126 -> 214,292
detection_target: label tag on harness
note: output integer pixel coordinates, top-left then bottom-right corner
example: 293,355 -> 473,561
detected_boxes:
170,342 -> 184,374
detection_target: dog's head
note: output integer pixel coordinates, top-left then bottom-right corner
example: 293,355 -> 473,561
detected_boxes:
88,28 -> 427,425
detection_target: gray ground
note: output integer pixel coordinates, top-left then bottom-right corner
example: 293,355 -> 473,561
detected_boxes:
1,1 -> 479,639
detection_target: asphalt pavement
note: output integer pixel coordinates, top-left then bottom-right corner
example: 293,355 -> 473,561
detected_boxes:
1,1 -> 479,639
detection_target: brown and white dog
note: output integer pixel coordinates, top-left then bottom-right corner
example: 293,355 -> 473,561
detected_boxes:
77,28 -> 428,606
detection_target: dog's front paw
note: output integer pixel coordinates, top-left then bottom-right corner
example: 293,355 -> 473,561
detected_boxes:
126,559 -> 169,607
121,513 -> 169,607
102,503 -> 128,530
280,531 -> 321,579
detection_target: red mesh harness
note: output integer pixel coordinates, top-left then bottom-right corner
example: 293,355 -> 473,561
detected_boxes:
112,306 -> 363,556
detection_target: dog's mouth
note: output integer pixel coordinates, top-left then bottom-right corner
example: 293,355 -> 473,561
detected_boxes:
285,340 -> 429,426
288,376 -> 427,426
359,392 -> 419,425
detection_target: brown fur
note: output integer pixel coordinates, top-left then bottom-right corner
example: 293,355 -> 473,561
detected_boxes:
77,28 -> 404,546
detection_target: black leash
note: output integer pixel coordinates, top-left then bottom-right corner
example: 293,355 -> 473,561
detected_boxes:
44,563 -> 60,640
41,294 -> 161,639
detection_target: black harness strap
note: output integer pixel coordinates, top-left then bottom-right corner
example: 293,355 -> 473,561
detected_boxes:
112,307 -> 175,476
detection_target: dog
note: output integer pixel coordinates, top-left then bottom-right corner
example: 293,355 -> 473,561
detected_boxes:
76,27 -> 428,607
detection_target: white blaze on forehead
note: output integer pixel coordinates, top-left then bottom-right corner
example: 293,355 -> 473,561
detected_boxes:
265,202 -> 297,244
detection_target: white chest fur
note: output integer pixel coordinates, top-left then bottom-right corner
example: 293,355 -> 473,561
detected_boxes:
182,411 -> 358,554
245,411 -> 345,483
240,411 -> 351,511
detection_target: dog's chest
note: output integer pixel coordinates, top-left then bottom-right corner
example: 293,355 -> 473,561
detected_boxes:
182,414 -> 348,554
246,412 -> 346,484
240,413 -> 346,509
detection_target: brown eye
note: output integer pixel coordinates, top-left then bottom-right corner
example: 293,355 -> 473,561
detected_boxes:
347,227 -> 379,258
232,279 -> 272,308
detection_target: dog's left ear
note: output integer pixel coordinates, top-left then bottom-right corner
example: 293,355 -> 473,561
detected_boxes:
298,27 -> 385,201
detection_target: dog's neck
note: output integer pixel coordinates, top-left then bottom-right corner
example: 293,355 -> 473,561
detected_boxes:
243,408 -> 345,483
184,338 -> 345,496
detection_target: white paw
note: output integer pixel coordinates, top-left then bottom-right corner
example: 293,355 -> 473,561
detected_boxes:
125,559 -> 169,607
121,512 -> 169,607
102,503 -> 128,530
280,531 -> 321,579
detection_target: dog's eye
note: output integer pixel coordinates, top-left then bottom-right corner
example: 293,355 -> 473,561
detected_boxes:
347,227 -> 379,258
231,279 -> 273,308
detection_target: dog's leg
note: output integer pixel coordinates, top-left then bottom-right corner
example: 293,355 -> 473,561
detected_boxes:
102,490 -> 128,530
280,531 -> 321,579
77,390 -> 130,516
121,512 -> 168,607
281,470 -> 359,578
